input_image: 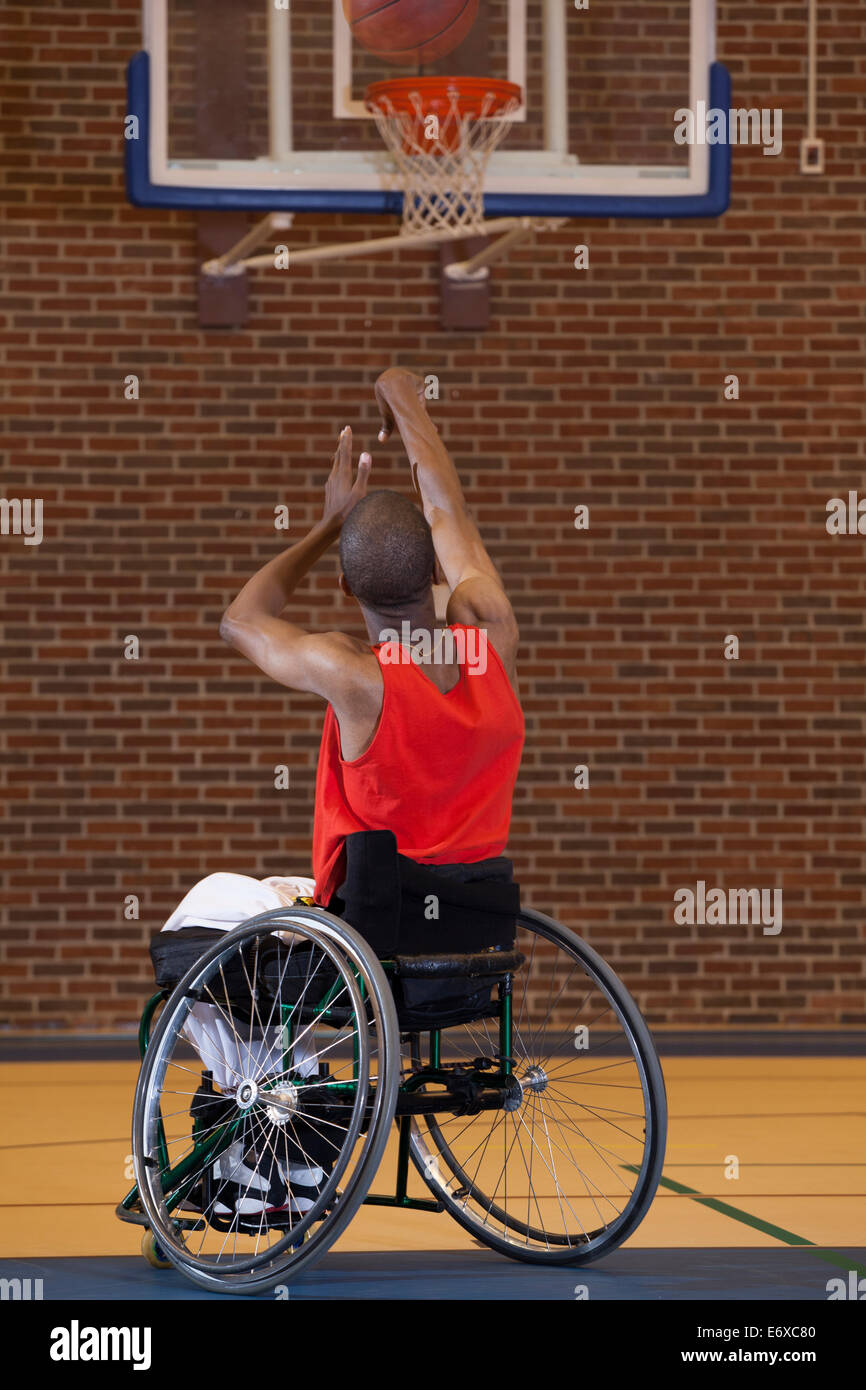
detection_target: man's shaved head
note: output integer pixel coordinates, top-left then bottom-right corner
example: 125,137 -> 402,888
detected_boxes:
339,490 -> 435,610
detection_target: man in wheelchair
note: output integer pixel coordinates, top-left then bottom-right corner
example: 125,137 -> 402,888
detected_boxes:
154,366 -> 524,1224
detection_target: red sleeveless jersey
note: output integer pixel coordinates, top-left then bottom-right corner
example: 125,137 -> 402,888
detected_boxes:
312,623 -> 524,905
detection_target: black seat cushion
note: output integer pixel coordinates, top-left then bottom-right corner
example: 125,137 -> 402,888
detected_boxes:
149,927 -> 341,1023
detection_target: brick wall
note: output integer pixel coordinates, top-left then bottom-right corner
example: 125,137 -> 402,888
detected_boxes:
1,1 -> 864,1031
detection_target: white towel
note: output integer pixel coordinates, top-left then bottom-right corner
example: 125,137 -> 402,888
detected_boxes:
160,871 -> 316,932
159,870 -> 319,1087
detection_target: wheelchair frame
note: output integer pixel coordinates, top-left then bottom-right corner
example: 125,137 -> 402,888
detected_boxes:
121,949 -> 518,1219
118,903 -> 668,1290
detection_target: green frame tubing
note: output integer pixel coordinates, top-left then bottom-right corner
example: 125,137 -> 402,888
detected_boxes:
119,965 -> 518,1222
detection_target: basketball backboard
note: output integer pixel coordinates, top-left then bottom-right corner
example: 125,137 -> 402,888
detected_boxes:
126,0 -> 730,220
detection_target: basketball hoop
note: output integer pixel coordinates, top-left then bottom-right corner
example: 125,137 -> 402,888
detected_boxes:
201,76 -> 565,281
365,77 -> 522,239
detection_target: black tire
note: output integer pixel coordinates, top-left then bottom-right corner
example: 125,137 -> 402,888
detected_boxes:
408,907 -> 667,1264
132,906 -> 400,1294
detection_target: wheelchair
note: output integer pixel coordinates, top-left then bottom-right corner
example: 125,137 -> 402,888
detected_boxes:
117,832 -> 667,1295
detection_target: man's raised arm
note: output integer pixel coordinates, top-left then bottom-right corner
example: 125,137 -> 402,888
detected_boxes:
374,367 -> 518,677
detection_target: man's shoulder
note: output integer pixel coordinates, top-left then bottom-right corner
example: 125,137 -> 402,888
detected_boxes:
312,630 -> 380,675
319,630 -> 372,657
312,630 -> 383,702
446,583 -> 519,686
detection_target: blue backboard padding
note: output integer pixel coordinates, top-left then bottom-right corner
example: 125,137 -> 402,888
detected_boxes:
125,51 -> 730,219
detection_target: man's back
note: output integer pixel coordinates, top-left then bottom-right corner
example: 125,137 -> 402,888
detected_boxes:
312,622 -> 524,905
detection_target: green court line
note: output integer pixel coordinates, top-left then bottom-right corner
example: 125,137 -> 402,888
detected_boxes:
625,1166 -> 866,1278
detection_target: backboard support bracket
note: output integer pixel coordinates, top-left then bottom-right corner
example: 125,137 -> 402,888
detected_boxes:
201,215 -> 554,278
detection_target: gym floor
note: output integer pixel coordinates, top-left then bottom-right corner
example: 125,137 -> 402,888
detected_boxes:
3,1035 -> 863,1300
3,1 -> 865,1346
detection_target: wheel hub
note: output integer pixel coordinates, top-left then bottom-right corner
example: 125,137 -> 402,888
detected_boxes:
263,1083 -> 299,1126
502,1063 -> 549,1112
235,1079 -> 258,1110
521,1064 -> 549,1095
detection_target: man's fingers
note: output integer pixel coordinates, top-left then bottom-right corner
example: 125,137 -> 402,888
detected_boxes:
353,451 -> 372,495
339,425 -> 352,467
332,426 -> 348,471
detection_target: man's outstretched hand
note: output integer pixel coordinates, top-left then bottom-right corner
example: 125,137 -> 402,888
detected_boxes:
321,426 -> 371,528
374,367 -> 427,443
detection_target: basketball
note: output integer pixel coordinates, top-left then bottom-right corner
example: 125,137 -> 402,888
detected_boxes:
343,0 -> 479,67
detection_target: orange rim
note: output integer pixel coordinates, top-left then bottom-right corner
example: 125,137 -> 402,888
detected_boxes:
365,77 -> 522,154
365,77 -> 523,123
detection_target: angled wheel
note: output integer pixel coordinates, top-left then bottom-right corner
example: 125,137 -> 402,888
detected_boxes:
408,907 -> 667,1264
132,906 -> 400,1295
141,1229 -> 171,1269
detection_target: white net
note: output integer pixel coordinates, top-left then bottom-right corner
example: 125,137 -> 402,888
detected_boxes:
366,82 -> 522,239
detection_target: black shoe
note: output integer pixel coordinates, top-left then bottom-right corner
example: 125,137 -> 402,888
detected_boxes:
211,1136 -> 290,1218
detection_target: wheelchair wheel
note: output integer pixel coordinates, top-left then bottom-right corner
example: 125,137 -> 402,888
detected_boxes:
408,907 -> 667,1265
132,906 -> 400,1295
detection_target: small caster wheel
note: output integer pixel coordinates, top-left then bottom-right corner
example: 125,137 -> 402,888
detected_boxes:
141,1229 -> 171,1269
